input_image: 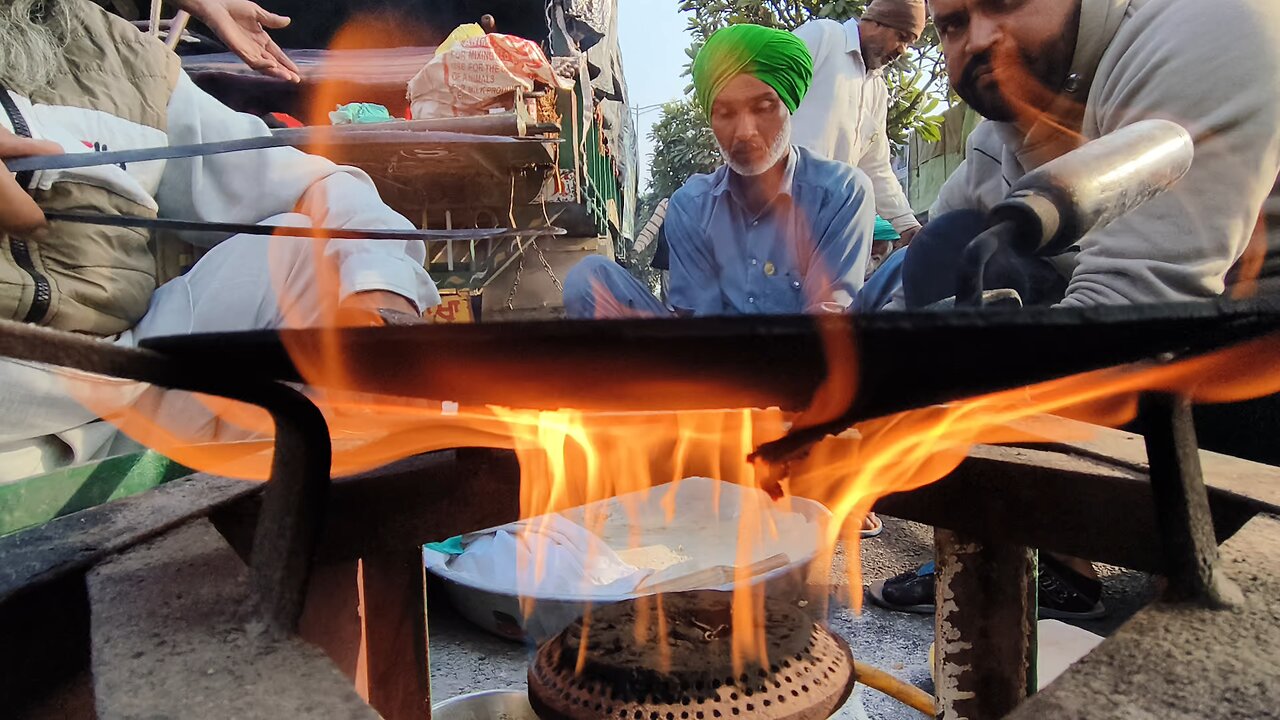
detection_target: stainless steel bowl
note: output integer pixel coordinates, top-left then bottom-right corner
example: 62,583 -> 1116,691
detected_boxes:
431,689 -> 539,720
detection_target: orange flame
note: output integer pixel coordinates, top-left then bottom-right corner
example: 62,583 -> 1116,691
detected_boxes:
44,14 -> 1280,679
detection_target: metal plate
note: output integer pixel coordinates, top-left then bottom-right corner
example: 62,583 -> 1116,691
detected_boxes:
141,297 -> 1280,420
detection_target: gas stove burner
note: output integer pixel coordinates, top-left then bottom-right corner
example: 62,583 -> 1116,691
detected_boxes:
529,590 -> 855,720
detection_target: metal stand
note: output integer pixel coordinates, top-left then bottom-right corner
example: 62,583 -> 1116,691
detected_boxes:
934,530 -> 1037,720
1139,393 -> 1243,608
0,319 -> 333,635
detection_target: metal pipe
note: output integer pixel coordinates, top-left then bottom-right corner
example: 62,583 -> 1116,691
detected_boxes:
4,129 -> 557,174
957,221 -> 1016,308
41,211 -> 563,241
990,119 -> 1194,256
1138,393 -> 1244,608
0,318 -> 333,635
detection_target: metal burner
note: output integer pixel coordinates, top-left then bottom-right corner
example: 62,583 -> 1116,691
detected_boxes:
528,591 -> 855,720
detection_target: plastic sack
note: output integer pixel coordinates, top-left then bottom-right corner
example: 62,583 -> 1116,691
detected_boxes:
328,103 -> 394,125
425,514 -> 651,600
408,32 -> 574,120
436,23 -> 485,56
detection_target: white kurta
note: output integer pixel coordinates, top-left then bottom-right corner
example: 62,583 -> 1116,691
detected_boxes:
0,72 -> 443,480
792,19 -> 920,235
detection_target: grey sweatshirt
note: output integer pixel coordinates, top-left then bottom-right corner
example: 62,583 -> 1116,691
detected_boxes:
933,0 -> 1280,307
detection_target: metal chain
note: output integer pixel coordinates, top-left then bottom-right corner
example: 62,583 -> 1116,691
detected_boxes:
534,197 -> 563,292
534,239 -> 563,292
505,252 -> 525,310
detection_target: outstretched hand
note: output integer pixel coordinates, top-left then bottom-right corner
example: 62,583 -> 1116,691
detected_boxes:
178,0 -> 301,82
0,128 -> 63,235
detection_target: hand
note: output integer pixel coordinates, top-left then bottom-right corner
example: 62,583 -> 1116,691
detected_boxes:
894,225 -> 921,251
178,0 -> 300,82
337,290 -> 425,326
0,128 -> 63,235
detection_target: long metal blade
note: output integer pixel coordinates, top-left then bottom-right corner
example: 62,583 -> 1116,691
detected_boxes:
4,129 -> 555,173
44,211 -> 566,241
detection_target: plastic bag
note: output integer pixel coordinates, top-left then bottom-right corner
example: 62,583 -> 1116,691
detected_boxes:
328,103 -> 394,125
426,514 -> 650,599
407,33 -> 575,119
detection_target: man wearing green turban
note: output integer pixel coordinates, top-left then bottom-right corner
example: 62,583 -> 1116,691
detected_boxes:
692,24 -> 814,120
564,24 -> 876,319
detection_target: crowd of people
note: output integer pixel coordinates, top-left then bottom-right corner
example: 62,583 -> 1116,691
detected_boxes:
1,0 -> 1278,616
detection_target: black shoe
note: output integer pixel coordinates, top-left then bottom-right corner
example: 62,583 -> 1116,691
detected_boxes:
867,558 -> 1107,620
1037,556 -> 1106,620
866,562 -> 937,615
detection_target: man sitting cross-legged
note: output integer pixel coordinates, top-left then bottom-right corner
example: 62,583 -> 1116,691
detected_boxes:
564,24 -> 875,319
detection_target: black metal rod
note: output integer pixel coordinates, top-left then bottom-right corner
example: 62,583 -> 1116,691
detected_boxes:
42,211 -> 563,241
956,221 -> 1016,308
0,318 -> 334,634
3,128 -> 555,173
248,383 -> 333,635
1138,393 -> 1243,608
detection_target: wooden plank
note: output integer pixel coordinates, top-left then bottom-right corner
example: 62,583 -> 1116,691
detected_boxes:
88,519 -> 378,719
0,474 -> 258,603
877,444 -> 1261,573
362,552 -> 431,720
1008,514 -> 1280,719
1009,415 -> 1280,512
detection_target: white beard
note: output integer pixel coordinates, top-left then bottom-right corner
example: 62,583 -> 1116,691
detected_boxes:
0,0 -> 73,94
718,115 -> 793,177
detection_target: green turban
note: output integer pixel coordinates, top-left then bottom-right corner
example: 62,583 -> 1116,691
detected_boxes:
873,216 -> 902,242
692,24 -> 814,119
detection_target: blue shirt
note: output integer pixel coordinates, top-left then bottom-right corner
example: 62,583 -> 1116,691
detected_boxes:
665,146 -> 875,316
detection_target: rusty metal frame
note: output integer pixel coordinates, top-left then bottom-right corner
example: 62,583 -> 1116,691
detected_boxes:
0,318 -> 330,634
6,310 -> 1280,719
1138,393 -> 1244,608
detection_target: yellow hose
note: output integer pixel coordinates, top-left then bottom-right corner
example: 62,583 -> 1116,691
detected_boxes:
853,659 -> 937,717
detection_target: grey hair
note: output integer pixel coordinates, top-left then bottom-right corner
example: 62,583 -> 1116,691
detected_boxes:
0,0 -> 75,94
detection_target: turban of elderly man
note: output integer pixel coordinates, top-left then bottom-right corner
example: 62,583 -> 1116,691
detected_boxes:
692,24 -> 814,119
863,0 -> 928,40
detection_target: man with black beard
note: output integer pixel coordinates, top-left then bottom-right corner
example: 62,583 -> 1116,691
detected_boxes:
868,0 -> 1280,617
0,0 -> 439,478
564,24 -> 875,318
879,0 -> 1280,311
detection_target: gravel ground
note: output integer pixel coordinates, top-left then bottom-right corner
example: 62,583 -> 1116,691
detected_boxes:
427,514 -> 1154,719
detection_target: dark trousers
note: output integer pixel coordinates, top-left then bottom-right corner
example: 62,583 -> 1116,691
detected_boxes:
902,210 -> 1067,309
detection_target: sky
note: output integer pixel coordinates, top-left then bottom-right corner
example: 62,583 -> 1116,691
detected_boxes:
616,0 -> 695,192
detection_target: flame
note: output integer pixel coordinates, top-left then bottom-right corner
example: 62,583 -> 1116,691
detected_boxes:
41,14 -> 1280,681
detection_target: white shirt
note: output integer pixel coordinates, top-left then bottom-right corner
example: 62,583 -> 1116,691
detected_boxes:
4,73 -> 440,313
792,19 -> 920,234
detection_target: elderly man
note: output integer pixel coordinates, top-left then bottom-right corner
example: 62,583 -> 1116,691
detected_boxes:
870,0 -> 1280,616
564,24 -> 875,319
792,0 -> 926,265
0,0 -> 438,478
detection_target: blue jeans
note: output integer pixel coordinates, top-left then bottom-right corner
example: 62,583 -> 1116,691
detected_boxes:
896,210 -> 1066,309
563,255 -> 671,319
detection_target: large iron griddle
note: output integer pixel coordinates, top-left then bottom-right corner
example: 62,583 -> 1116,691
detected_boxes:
142,297 -> 1280,426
